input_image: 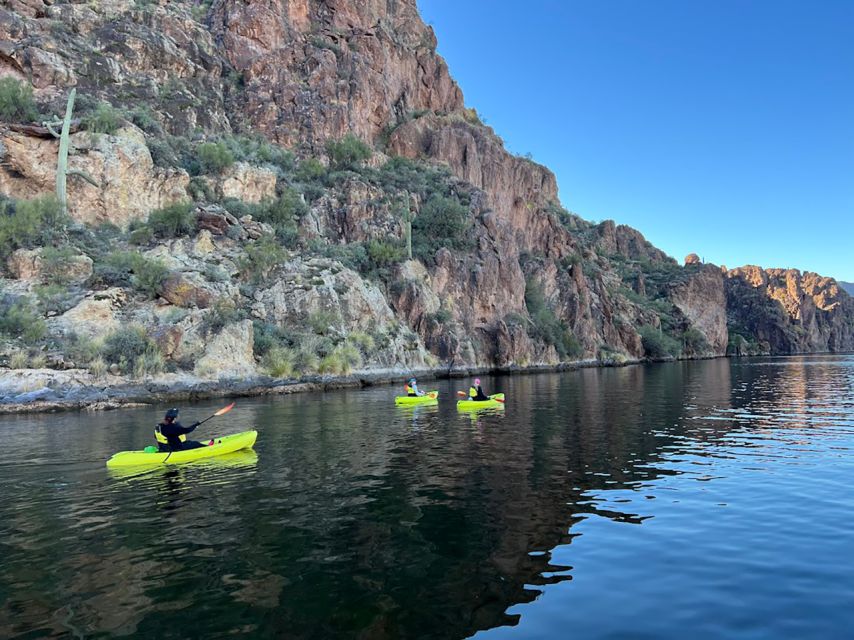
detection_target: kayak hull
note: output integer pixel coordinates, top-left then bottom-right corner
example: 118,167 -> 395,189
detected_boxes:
106,430 -> 258,467
457,393 -> 505,410
395,391 -> 439,405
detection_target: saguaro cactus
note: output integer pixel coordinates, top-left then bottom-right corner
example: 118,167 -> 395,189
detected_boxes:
43,88 -> 97,217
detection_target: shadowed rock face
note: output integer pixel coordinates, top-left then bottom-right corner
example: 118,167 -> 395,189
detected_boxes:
0,0 -> 851,376
725,267 -> 854,354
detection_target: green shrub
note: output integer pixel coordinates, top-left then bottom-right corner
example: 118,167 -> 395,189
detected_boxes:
101,325 -> 158,373
9,350 -> 29,369
91,251 -> 168,298
639,325 -> 682,359
0,195 -> 66,259
128,225 -> 153,245
148,201 -> 195,237
83,102 -> 123,135
63,333 -> 103,366
34,283 -> 77,315
524,278 -> 581,359
250,189 -> 305,247
0,78 -> 38,123
238,236 -> 287,284
132,256 -> 169,298
411,195 -> 473,263
347,331 -> 375,354
198,141 -> 235,173
132,346 -> 164,377
295,157 -> 327,183
205,298 -> 244,334
325,134 -> 372,171
682,327 -> 709,354
187,176 -> 216,202
308,309 -> 340,335
39,246 -> 80,285
129,106 -> 162,135
262,346 -> 294,378
0,297 -> 46,343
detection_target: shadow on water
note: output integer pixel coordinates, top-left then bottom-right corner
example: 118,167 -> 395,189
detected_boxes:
1,356 -> 853,638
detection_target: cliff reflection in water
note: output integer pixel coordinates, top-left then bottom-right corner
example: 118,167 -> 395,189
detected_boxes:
2,357 -> 853,639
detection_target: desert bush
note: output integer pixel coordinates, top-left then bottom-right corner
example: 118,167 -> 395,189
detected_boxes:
639,325 -> 682,359
83,102 -> 123,135
0,297 -> 46,343
0,195 -> 66,260
90,251 -> 168,298
0,77 -> 38,123
411,195 -> 473,263
238,236 -> 287,284
148,201 -> 195,237
295,157 -> 327,183
205,298 -> 244,334
38,246 -> 81,285
262,346 -> 294,377
347,331 -> 375,354
198,141 -> 235,174
9,350 -> 28,369
89,357 -> 108,377
308,309 -> 340,335
524,278 -> 581,359
325,134 -> 372,170
682,327 -> 709,354
102,325 -> 161,374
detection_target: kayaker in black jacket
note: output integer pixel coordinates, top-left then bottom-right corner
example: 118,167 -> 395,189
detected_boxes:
156,408 -> 205,451
469,378 -> 489,401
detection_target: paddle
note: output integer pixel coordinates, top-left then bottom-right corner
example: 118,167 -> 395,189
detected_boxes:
195,402 -> 236,427
163,402 -> 235,462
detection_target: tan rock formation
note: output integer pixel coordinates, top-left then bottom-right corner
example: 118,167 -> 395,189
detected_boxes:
0,125 -> 189,228
211,162 -> 277,203
7,248 -> 93,282
195,320 -> 256,379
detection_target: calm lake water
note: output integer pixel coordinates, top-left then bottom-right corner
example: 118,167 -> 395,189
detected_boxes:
2,355 -> 854,639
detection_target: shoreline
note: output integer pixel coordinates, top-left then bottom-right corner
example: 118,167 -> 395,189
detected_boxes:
0,358 -> 632,415
5,351 -> 841,416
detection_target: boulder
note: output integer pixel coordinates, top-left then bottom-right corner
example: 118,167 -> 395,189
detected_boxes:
194,320 -> 256,379
0,125 -> 189,229
7,248 -> 93,282
161,273 -> 214,309
217,162 -> 277,203
685,253 -> 701,265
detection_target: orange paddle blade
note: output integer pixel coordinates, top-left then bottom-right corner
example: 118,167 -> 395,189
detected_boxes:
456,391 -> 468,397
494,398 -> 505,403
214,402 -> 236,416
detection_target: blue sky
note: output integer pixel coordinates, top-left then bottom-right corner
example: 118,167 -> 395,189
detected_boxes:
417,1 -> 854,281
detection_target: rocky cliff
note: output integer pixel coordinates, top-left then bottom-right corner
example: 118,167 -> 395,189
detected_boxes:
0,0 -> 852,404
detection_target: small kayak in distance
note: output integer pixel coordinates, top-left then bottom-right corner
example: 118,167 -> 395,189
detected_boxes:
395,391 -> 439,405
457,393 -> 505,410
106,430 -> 258,467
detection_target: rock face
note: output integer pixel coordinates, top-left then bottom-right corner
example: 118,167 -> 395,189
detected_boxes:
194,320 -> 256,379
7,248 -> 93,282
1,0 -> 852,388
0,126 -> 189,228
725,267 -> 854,354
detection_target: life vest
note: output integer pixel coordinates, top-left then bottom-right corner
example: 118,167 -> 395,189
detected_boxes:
404,384 -> 416,397
469,386 -> 477,399
155,424 -> 186,445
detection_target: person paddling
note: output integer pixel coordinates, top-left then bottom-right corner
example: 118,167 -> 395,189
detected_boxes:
156,408 -> 208,451
404,377 -> 426,397
469,378 -> 489,401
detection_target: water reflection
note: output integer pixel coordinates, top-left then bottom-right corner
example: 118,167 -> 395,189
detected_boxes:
1,356 -> 853,638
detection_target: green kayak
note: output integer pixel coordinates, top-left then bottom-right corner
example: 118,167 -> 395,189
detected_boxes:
106,430 -> 257,467
457,393 -> 505,410
395,391 -> 439,405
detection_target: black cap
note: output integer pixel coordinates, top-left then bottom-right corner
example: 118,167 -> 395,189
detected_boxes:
165,408 -> 179,419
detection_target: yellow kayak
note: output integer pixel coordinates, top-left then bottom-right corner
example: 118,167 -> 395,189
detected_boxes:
395,391 -> 439,405
106,430 -> 258,467
457,393 -> 505,410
